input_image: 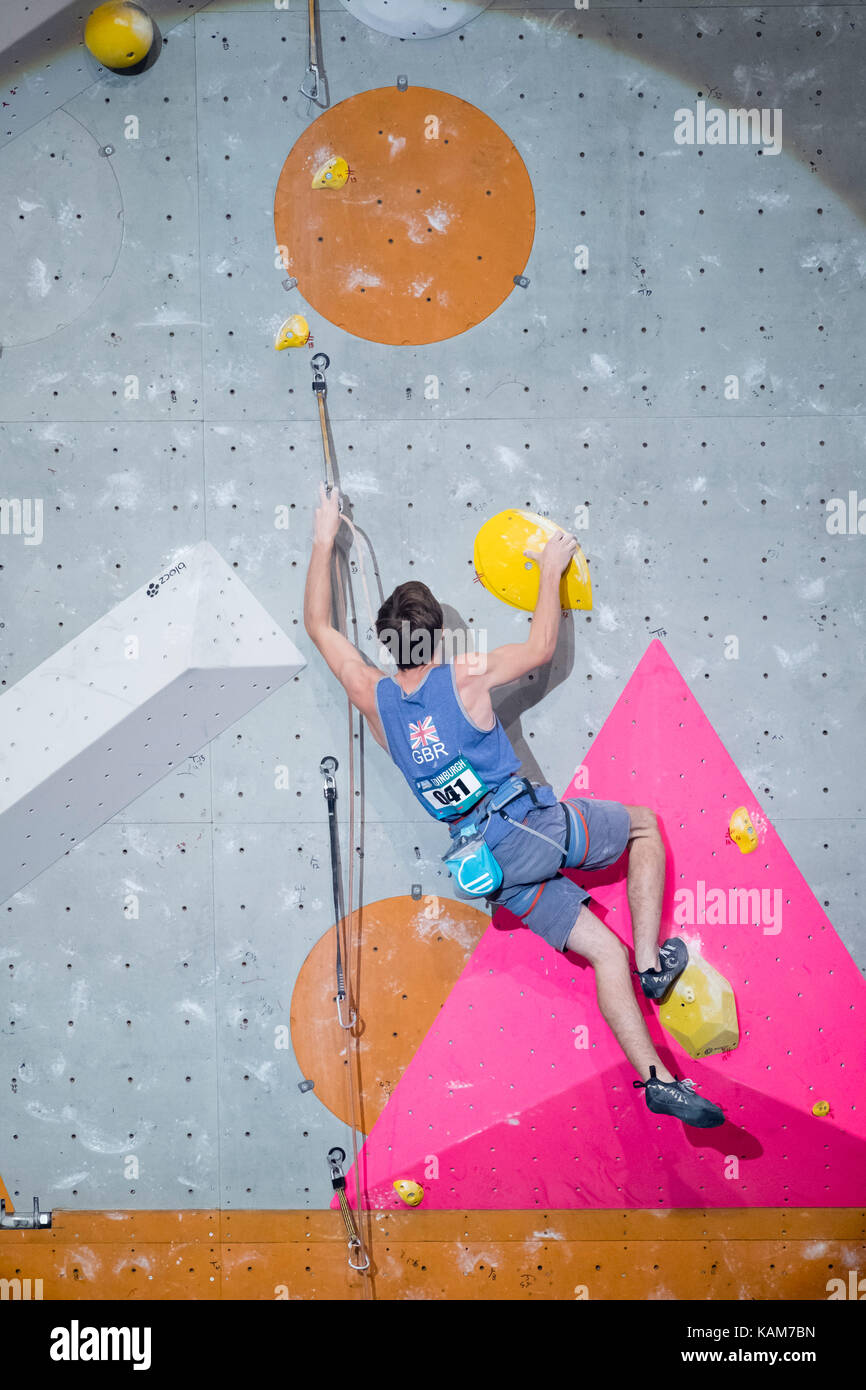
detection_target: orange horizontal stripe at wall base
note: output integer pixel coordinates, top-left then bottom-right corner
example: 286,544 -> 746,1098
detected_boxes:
0,1209 -> 862,1300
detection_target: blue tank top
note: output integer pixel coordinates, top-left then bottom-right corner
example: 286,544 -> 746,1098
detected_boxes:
375,663 -> 554,848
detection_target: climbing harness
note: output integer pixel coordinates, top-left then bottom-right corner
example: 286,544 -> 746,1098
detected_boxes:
441,776 -> 577,900
299,0 -> 329,108
327,1148 -> 370,1271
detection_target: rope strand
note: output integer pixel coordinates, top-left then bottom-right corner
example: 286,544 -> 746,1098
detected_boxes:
331,545 -> 372,1292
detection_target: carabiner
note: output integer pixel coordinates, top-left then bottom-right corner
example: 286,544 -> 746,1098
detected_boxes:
337,994 -> 356,1030
327,1146 -> 346,1180
348,1239 -> 370,1272
299,62 -> 319,101
311,352 -> 330,397
300,63 -> 329,109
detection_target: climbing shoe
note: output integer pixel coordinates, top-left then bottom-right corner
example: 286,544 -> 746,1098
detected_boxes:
637,936 -> 689,1000
633,1066 -> 725,1128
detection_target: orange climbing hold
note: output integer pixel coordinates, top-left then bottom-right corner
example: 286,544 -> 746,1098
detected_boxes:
274,86 -> 535,346
0,1172 -> 14,1214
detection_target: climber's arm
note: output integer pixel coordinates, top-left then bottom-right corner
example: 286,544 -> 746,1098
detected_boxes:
303,485 -> 387,748
474,531 -> 577,691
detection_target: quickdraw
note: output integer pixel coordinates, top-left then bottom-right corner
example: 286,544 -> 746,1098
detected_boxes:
327,1148 -> 369,1272
299,0 -> 329,108
320,755 -> 355,1030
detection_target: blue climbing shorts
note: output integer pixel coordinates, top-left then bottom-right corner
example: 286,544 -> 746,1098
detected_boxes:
487,796 -> 632,953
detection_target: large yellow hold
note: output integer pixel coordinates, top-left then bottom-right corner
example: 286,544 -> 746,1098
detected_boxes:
474,509 -> 592,613
85,2 -> 154,69
659,955 -> 739,1060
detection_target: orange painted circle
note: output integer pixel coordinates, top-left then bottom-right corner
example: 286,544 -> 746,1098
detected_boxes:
274,86 -> 535,345
290,895 -> 488,1131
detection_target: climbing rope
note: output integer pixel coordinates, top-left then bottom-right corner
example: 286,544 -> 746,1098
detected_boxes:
311,355 -> 381,632
311,352 -> 382,1289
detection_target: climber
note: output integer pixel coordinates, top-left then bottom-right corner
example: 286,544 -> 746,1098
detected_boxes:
303,483 -> 724,1129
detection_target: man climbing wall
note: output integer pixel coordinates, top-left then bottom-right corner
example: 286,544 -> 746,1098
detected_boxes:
303,484 -> 725,1129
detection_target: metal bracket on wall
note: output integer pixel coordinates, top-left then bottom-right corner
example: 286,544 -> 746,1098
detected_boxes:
0,1196 -> 52,1230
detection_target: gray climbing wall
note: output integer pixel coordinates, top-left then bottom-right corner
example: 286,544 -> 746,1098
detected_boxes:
0,0 -> 863,1215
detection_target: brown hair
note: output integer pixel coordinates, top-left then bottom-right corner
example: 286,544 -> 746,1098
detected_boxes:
375,581 -> 443,670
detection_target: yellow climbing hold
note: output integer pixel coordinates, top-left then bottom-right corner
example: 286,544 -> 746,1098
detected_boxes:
812,1100 -> 831,1117
274,315 -> 310,350
393,1178 -> 424,1207
729,805 -> 758,854
84,2 -> 154,70
659,955 -> 739,1060
312,156 -> 349,190
474,509 -> 592,613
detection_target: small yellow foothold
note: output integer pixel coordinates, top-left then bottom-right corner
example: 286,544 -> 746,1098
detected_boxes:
729,805 -> 758,854
274,314 -> 310,350
312,156 -> 349,190
812,1100 -> 830,1117
393,1178 -> 424,1207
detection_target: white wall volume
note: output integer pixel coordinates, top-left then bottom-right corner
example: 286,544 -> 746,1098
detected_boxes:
0,540 -> 305,904
338,0 -> 494,40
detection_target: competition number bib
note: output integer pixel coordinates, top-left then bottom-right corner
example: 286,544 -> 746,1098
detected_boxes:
415,755 -> 489,820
